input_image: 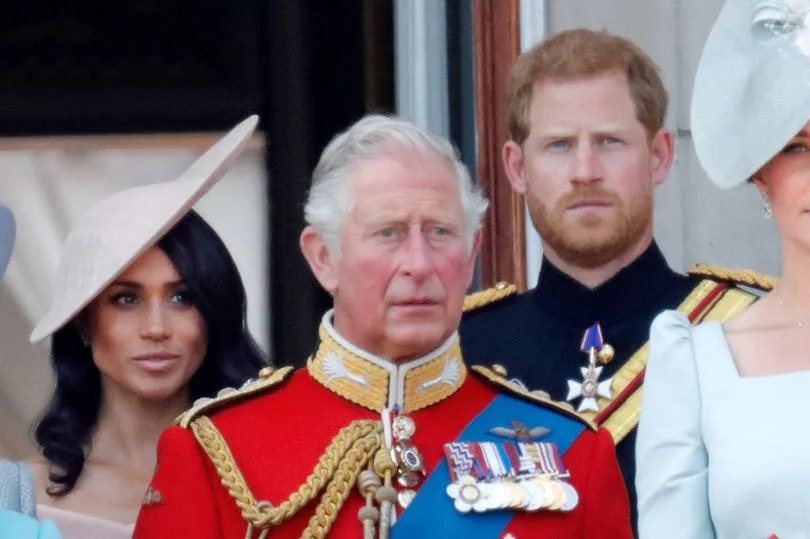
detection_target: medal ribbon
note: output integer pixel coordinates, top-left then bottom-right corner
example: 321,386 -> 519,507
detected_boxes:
391,393 -> 586,538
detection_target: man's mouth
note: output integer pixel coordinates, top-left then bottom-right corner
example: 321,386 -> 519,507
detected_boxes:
393,298 -> 441,307
568,200 -> 611,210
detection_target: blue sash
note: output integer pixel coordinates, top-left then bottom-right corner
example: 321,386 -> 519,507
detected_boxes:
392,394 -> 585,538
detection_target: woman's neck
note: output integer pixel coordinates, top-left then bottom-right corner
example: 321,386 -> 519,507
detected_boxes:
775,239 -> 810,318
89,384 -> 190,475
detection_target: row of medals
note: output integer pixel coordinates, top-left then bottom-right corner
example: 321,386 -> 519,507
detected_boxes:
450,473 -> 578,513
388,416 -> 580,513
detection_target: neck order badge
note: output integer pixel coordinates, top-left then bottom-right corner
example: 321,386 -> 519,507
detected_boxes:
566,323 -> 614,412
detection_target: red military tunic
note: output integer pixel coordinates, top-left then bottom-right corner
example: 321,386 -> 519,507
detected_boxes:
134,322 -> 632,538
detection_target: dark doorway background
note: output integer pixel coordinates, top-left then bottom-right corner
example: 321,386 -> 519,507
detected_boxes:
0,0 -> 395,366
264,1 -> 395,366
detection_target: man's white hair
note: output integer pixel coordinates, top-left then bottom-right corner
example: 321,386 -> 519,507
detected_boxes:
304,114 -> 489,256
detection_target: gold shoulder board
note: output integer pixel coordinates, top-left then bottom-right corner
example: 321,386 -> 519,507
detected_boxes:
688,263 -> 777,292
463,282 -> 518,313
177,365 -> 294,428
471,364 -> 596,431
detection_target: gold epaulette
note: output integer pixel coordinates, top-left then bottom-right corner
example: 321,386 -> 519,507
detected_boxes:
588,277 -> 761,444
471,364 -> 596,432
688,263 -> 777,291
463,282 -> 518,312
176,365 -> 294,428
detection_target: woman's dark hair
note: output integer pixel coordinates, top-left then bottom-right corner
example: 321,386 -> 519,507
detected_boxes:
34,209 -> 267,496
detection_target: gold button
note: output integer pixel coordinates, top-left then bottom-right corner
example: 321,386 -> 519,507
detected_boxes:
492,364 -> 508,377
597,344 -> 615,364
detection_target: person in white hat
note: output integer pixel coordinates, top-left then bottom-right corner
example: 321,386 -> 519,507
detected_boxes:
636,1 -> 810,537
0,203 -> 13,280
0,205 -> 62,539
0,116 -> 269,539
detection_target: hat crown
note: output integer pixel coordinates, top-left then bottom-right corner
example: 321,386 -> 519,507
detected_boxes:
692,0 -> 810,188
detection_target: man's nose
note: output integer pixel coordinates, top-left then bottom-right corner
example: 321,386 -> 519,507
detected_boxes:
572,142 -> 602,184
399,230 -> 434,278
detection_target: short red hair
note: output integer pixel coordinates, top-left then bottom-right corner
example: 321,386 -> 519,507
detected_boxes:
507,28 -> 668,144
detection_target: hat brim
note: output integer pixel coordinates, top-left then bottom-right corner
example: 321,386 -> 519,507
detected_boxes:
29,115 -> 259,343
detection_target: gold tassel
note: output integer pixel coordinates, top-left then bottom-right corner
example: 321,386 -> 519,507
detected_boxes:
372,447 -> 398,539
357,468 -> 381,539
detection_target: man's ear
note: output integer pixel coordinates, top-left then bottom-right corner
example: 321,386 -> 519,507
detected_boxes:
300,225 -> 339,294
502,140 -> 527,195
649,128 -> 675,186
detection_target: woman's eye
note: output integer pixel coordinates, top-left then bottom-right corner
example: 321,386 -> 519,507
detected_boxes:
783,142 -> 808,154
111,292 -> 138,306
170,290 -> 194,305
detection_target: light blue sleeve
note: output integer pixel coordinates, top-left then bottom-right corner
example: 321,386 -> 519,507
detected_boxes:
0,459 -> 35,516
636,311 -> 714,539
0,508 -> 62,539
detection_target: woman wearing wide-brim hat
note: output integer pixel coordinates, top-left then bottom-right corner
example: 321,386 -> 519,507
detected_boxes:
1,116 -> 268,538
637,1 -> 810,537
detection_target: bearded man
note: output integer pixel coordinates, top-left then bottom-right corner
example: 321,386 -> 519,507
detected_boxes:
460,28 -> 765,533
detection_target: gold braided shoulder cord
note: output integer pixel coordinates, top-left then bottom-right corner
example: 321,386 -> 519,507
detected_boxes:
688,263 -> 778,291
463,282 -> 518,312
301,428 -> 383,539
191,416 -> 383,538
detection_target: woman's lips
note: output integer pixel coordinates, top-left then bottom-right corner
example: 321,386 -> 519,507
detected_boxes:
133,353 -> 180,372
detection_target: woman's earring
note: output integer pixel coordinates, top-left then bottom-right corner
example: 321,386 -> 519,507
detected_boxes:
761,192 -> 772,219
80,330 -> 91,347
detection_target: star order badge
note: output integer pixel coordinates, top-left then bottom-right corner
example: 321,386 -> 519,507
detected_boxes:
566,322 -> 614,412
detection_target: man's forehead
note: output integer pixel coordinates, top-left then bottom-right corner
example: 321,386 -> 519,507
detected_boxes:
534,123 -> 630,138
349,154 -> 457,190
532,70 -> 629,94
527,73 -> 640,135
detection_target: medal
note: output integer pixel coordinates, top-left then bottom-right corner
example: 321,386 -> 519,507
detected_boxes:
566,322 -> 614,412
390,415 -> 426,487
397,488 -> 417,509
443,439 -> 579,513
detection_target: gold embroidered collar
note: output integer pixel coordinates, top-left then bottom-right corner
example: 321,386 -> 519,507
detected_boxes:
307,310 -> 467,413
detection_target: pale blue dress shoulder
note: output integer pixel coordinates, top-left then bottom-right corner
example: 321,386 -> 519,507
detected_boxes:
0,508 -> 61,539
0,459 -> 61,539
637,310 -> 810,539
0,459 -> 35,516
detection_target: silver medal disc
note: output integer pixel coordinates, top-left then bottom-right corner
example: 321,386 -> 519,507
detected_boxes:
520,480 -> 546,511
558,480 -> 579,511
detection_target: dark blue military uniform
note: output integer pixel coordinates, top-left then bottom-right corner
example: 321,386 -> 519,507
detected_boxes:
460,243 -> 699,534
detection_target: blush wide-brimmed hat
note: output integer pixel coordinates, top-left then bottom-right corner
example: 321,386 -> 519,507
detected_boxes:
29,115 -> 259,343
0,203 -> 14,279
692,0 -> 810,188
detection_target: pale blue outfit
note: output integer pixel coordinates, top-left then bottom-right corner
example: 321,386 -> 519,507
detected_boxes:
637,311 -> 810,538
0,460 -> 61,538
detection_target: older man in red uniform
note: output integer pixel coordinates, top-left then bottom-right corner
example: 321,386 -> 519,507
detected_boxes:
133,115 -> 632,538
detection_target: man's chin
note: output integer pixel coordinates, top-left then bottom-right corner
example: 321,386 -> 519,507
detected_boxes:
385,325 -> 450,362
